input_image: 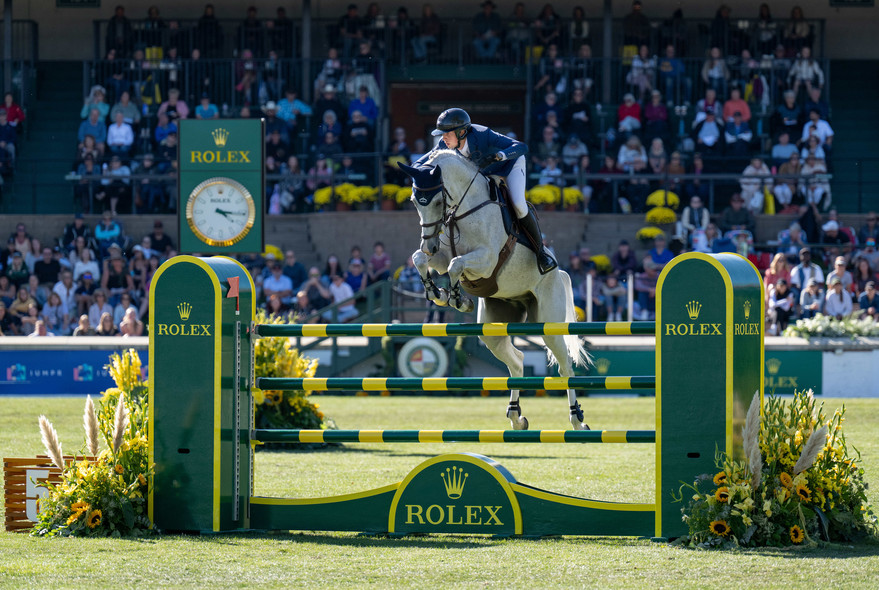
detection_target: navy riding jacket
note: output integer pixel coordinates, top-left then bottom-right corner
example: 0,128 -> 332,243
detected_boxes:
415,124 -> 528,176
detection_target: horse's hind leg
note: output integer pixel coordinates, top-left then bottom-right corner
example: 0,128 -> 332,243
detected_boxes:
479,334 -> 528,430
543,334 -> 590,431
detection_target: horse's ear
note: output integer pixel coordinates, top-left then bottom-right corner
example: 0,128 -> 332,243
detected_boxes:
397,162 -> 418,177
429,165 -> 442,179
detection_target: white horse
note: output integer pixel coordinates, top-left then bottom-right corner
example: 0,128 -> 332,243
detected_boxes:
399,151 -> 591,430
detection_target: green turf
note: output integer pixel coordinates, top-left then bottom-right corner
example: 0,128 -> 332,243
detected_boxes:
2,395 -> 879,589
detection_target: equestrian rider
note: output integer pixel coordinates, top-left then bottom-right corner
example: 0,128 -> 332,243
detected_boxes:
415,107 -> 558,274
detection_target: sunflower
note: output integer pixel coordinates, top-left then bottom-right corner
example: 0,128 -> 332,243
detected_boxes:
66,512 -> 83,525
796,483 -> 811,502
790,524 -> 805,544
709,520 -> 730,537
779,472 -> 793,488
87,509 -> 102,529
713,471 -> 728,485
115,464 -> 124,474
138,473 -> 147,487
70,501 -> 89,513
715,487 -> 730,503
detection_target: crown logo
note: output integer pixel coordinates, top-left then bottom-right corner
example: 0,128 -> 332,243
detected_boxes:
177,302 -> 192,321
440,466 -> 468,499
595,357 -> 611,375
743,300 -> 752,321
211,128 -> 229,147
766,358 -> 782,375
685,300 -> 702,320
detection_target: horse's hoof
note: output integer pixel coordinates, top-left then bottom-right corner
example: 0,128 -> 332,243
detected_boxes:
433,289 -> 450,307
508,415 -> 529,430
570,417 -> 590,431
457,299 -> 475,313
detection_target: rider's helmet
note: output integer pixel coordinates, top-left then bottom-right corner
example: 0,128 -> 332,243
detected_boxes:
431,108 -> 471,140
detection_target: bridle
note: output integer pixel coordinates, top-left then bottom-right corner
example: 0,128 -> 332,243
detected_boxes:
417,168 -> 500,253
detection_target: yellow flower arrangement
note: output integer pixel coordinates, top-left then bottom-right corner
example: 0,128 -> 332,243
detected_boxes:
313,186 -> 334,206
395,186 -> 413,204
382,183 -> 402,199
645,206 -> 677,225
562,187 -> 584,206
591,255 -> 611,274
645,189 -> 680,210
636,226 -> 665,242
790,525 -> 805,544
527,185 -> 562,205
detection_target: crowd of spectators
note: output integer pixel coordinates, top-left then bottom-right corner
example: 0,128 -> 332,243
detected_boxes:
0,215 -> 175,336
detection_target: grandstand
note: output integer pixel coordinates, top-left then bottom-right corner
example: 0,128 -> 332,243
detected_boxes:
1,0 -> 879,331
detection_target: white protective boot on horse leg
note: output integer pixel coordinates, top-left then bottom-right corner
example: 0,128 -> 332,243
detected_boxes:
447,282 -> 475,313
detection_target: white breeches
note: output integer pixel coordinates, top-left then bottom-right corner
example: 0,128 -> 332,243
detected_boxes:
496,156 -> 529,218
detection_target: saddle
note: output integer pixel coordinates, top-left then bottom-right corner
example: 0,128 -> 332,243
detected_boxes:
457,178 -> 535,298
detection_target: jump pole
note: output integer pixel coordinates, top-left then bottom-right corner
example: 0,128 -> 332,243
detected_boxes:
148,253 -> 763,538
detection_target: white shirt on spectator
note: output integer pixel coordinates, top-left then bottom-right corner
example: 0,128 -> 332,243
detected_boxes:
789,262 -> 824,290
52,280 -> 77,314
801,119 -> 833,146
73,259 -> 101,282
107,122 -> 134,147
263,273 -> 294,297
824,289 -> 852,317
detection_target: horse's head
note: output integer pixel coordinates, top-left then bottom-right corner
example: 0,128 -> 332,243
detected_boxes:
399,162 -> 445,255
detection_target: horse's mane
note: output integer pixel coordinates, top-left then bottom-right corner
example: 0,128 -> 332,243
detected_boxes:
424,149 -> 477,172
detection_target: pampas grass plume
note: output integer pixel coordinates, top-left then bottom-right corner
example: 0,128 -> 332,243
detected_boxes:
83,395 -> 99,456
794,425 -> 828,475
742,391 -> 762,488
39,415 -> 64,470
749,444 -> 762,490
112,396 -> 129,453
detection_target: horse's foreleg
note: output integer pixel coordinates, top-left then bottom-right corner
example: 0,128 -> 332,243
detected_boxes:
479,335 -> 528,430
446,249 -> 496,313
412,250 -> 450,307
543,334 -> 590,431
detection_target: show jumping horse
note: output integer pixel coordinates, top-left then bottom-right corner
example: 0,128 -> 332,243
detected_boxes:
399,151 -> 591,430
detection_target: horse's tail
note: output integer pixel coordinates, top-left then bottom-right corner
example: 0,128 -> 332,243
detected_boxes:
562,271 -> 592,368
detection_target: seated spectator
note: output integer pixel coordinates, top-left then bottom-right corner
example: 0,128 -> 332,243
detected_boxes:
263,262 -> 295,306
824,277 -> 853,319
154,112 -> 178,147
771,131 -> 798,168
646,138 -> 667,187
348,85 -> 378,126
148,220 -> 174,259
764,252 -> 791,295
119,307 -> 144,336
563,88 -> 594,147
324,273 -> 358,322
343,110 -> 374,153
719,193 -> 755,235
532,125 -> 561,170
95,155 -> 131,215
0,110 -> 16,162
265,128 -> 290,163
3,92 -> 24,129
740,157 -> 772,214
799,278 -> 824,319
80,85 -> 109,120
102,251 -> 134,307
855,238 -> 879,274
41,291 -> 68,335
109,91 -> 141,127
789,247 -> 824,299
77,134 -> 102,167
538,155 -> 564,187
643,90 -> 669,143
277,87 -> 312,137
33,246 -> 61,288
722,87 -> 751,123
617,93 -> 642,135
858,212 -> 879,245
767,279 -> 795,334
112,291 -> 137,325
825,255 -> 854,293
658,44 -> 691,106
78,109 -> 108,154
800,135 -> 827,164
262,101 -> 288,141
72,314 -> 94,336
617,135 -> 647,172
804,87 -> 830,123
693,111 -> 724,158
611,240 -> 637,278
693,88 -> 722,128
157,88 -> 189,121
8,286 -> 36,324
344,258 -> 368,295
561,135 -> 588,172
770,90 -> 803,141
74,154 -> 104,213
788,47 -> 824,99
680,195 -> 710,248
88,289 -> 113,327
4,251 -> 29,288
366,241 -> 391,285
801,109 -> 834,152
724,111 -> 753,158
0,275 -> 13,307
858,281 -> 879,320
472,0 -> 502,61
801,155 -> 831,210
194,93 -> 219,120
634,257 -> 660,320
625,44 -> 655,102
852,257 -> 877,296
701,47 -> 730,98
95,311 -> 118,336
106,111 -> 134,157
773,152 -> 803,211
136,153 -> 168,213
26,319 -> 54,338
52,269 -> 78,317
75,271 -> 98,316
317,109 -> 342,139
648,235 -> 674,269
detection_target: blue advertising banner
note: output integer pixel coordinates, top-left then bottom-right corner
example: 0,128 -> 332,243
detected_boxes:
0,349 -> 148,395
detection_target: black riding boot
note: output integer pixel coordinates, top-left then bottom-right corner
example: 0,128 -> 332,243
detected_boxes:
518,209 -> 558,274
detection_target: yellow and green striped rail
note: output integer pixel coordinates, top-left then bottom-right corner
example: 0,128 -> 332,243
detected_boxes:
255,376 -> 655,392
254,321 -> 656,338
252,429 -> 656,444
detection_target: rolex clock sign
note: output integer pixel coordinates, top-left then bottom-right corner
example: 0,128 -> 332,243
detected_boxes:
179,119 -> 265,254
